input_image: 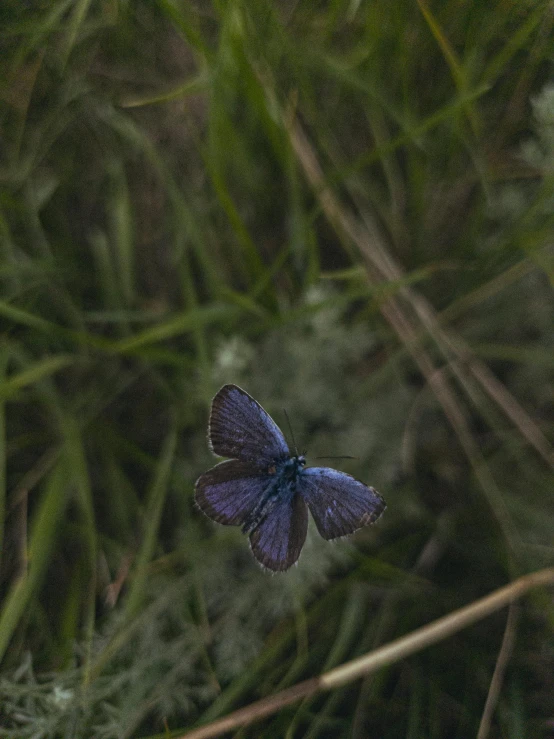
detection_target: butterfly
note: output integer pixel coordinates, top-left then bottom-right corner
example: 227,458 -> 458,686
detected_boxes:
195,384 -> 386,572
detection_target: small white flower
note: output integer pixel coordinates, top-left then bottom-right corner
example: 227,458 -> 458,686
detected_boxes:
51,686 -> 74,708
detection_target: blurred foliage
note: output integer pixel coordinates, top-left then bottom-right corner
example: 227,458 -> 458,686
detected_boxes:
0,1 -> 553,737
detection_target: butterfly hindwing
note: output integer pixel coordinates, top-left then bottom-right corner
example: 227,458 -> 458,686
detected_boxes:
195,459 -> 272,526
299,467 -> 386,540
249,493 -> 308,571
209,384 -> 289,468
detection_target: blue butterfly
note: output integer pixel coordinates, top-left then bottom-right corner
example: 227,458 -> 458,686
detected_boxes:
195,384 -> 386,572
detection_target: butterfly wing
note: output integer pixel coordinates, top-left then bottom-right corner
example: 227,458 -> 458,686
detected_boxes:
249,493 -> 308,571
195,460 -> 273,526
209,384 -> 290,467
299,467 -> 386,540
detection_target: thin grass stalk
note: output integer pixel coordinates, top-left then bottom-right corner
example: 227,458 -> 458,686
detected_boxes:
0,461 -> 69,664
415,0 -> 481,137
62,416 -> 98,685
123,423 -> 178,620
476,603 -> 519,739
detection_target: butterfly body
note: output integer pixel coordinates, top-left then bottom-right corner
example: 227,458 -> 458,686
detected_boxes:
241,454 -> 306,534
195,384 -> 386,572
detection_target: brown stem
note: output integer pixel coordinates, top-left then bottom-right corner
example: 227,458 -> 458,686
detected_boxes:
176,568 -> 554,739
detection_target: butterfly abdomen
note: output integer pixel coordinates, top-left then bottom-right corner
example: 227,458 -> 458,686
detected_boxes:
241,457 -> 304,535
241,479 -> 283,535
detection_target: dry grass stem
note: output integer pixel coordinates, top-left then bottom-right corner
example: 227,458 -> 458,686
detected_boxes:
476,603 -> 520,739
177,568 -> 554,739
288,117 -> 520,543
287,116 -> 553,472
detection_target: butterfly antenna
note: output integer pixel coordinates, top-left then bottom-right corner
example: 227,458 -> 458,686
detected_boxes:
283,409 -> 299,456
316,455 -> 358,460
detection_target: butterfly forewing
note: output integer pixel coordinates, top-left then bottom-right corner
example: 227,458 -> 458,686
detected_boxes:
299,467 -> 386,540
209,384 -> 289,468
195,460 -> 273,526
249,494 -> 308,571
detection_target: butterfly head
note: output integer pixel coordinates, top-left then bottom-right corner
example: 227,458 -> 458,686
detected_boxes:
277,453 -> 306,483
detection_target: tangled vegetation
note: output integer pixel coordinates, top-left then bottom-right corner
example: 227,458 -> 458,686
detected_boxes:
0,2 -> 553,737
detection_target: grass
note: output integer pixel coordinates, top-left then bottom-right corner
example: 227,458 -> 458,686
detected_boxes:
0,1 -> 553,737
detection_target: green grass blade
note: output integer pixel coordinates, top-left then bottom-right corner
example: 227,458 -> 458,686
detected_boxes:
60,0 -> 94,69
108,160 -> 135,310
0,348 -> 7,571
0,355 -> 74,400
0,461 -> 68,665
124,423 -> 178,620
111,303 -> 239,354
62,415 -> 97,683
